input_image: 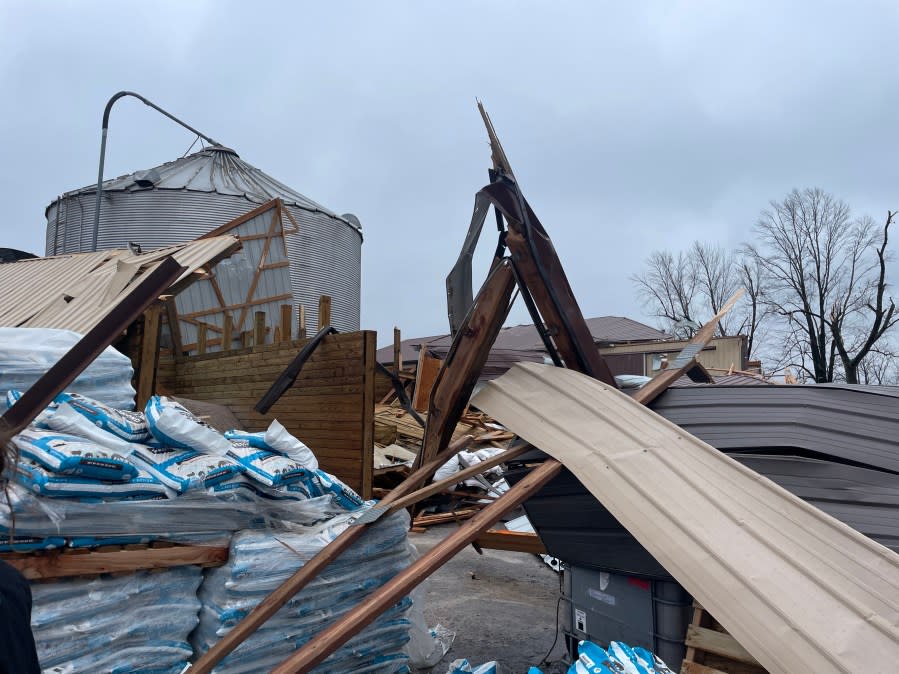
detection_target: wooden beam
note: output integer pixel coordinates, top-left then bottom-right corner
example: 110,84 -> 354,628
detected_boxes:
280,304 -> 292,343
1,545 -> 228,580
473,530 -> 546,555
136,302 -> 163,408
298,304 -> 307,339
393,327 -> 401,375
412,350 -> 442,413
163,297 -> 184,358
187,433 -> 474,674
361,331 -> 376,500
270,459 -> 564,673
254,311 -> 266,347
197,323 -> 208,356
222,314 -> 233,352
318,295 -> 332,330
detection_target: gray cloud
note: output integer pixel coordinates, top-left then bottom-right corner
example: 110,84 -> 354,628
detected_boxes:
2,1 -> 897,347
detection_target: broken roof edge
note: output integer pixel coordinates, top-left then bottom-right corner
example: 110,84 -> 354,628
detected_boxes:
473,362 -> 899,674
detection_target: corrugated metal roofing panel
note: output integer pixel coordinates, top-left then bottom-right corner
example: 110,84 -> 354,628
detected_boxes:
0,251 -> 113,327
474,363 -> 899,674
0,236 -> 239,335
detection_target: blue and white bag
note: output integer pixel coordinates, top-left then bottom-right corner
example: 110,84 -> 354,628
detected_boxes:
0,535 -> 65,553
54,391 -> 149,442
11,428 -> 138,481
225,419 -> 318,470
13,461 -> 170,500
130,443 -> 244,492
226,439 -> 310,487
47,402 -> 135,454
145,396 -> 231,456
305,469 -> 365,511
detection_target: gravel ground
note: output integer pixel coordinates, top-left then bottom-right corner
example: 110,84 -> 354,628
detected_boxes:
408,522 -> 570,674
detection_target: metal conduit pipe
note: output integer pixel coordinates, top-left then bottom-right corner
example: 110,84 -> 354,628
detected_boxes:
92,90 -> 222,251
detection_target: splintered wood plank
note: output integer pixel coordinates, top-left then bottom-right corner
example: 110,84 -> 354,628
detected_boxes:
412,351 -> 442,412
3,545 -> 228,580
280,304 -> 292,343
318,295 -> 332,330
298,304 -> 307,339
254,311 -> 267,347
136,302 -> 162,408
222,313 -> 233,352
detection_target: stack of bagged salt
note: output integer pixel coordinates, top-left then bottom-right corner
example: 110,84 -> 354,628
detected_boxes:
32,567 -> 202,674
192,510 -> 416,674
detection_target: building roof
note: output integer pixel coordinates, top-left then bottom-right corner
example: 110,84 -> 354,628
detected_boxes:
49,146 -> 360,232
474,363 -> 899,674
376,316 -> 670,363
0,236 -> 240,334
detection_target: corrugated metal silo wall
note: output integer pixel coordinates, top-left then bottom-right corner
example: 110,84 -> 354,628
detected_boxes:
285,205 -> 361,333
45,191 -> 362,332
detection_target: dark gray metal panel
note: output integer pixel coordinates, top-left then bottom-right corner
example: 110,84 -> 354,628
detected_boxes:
651,385 -> 899,473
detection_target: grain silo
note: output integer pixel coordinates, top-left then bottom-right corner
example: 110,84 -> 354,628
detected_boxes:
45,146 -> 361,332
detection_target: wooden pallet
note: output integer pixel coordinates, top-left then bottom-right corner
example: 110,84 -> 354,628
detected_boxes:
0,541 -> 228,581
680,603 -> 768,674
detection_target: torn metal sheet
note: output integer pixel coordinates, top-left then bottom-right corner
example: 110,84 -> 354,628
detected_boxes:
473,362 -> 899,674
0,236 -> 240,334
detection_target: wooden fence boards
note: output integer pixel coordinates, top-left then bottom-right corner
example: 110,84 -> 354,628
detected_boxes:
170,331 -> 376,498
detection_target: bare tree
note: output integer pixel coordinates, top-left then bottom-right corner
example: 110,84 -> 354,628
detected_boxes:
632,250 -> 698,339
633,243 -> 766,358
745,188 -> 897,383
856,344 -> 899,385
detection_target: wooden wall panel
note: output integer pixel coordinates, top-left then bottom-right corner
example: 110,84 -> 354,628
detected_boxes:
170,331 -> 376,498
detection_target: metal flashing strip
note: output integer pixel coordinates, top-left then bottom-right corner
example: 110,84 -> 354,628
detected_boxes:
473,362 -> 899,674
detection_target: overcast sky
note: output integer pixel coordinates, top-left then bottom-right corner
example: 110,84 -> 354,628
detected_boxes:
2,1 -> 898,348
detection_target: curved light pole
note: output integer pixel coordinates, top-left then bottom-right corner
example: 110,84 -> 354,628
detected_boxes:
91,91 -> 223,251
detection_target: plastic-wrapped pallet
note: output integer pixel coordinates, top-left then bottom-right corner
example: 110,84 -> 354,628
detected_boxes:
32,566 -> 202,674
0,328 -> 136,413
192,510 -> 416,673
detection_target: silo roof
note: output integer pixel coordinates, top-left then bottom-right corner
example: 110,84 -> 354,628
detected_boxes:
48,146 -> 360,232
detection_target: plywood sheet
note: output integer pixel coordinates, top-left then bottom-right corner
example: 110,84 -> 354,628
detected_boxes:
473,363 -> 899,674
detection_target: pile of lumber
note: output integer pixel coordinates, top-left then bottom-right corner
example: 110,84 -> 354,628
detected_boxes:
374,404 -> 513,451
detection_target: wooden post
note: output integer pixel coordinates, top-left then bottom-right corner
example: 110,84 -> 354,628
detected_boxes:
242,330 -> 251,349
254,311 -> 266,347
197,323 -> 208,356
317,295 -> 331,331
393,327 -> 402,375
163,298 -> 183,358
297,305 -> 307,340
222,314 -> 233,352
280,304 -> 292,343
136,303 -> 163,408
